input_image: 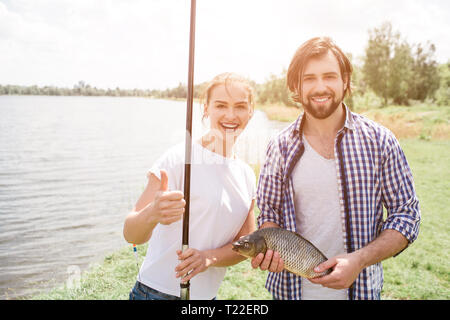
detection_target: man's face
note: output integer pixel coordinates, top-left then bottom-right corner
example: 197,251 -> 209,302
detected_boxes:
299,50 -> 347,120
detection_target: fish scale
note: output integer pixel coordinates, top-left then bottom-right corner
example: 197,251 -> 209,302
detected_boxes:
233,227 -> 331,278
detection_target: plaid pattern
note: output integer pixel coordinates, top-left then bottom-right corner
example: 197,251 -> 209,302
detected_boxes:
256,105 -> 420,300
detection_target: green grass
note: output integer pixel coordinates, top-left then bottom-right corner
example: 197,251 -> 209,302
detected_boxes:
32,245 -> 147,300
32,139 -> 449,300
359,104 -> 450,140
217,258 -> 272,300
379,139 -> 450,299
256,102 -> 450,141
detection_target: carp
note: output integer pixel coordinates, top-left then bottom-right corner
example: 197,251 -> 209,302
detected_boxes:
232,227 -> 331,278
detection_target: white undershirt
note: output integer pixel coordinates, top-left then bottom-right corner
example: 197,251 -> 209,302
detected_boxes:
292,136 -> 347,300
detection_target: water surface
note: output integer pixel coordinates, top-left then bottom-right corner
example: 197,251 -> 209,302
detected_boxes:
0,95 -> 289,299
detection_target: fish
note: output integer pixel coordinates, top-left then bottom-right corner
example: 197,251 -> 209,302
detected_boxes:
232,227 -> 331,278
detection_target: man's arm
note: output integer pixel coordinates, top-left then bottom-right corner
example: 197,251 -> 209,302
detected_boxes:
309,229 -> 408,289
256,139 -> 285,229
379,135 -> 420,247
251,137 -> 287,273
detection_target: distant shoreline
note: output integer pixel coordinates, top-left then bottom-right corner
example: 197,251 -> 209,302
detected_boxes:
0,93 -> 300,123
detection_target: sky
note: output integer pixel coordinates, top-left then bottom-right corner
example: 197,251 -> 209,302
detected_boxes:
0,0 -> 449,90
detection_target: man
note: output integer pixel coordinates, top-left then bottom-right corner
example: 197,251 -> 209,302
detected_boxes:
253,37 -> 420,300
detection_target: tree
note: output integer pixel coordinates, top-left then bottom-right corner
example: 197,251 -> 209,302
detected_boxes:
388,41 -> 414,105
363,22 -> 395,106
409,42 -> 440,101
172,82 -> 187,99
256,69 -> 296,107
363,21 -> 440,106
435,62 -> 450,106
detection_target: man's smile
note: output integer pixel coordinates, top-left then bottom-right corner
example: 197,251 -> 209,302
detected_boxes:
311,96 -> 331,104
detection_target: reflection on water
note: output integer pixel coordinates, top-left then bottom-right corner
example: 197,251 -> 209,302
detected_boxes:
0,95 -> 290,299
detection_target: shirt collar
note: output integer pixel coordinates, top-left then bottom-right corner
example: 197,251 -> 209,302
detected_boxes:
290,103 -> 355,139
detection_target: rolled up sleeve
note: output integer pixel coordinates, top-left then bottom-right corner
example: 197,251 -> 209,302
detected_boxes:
380,137 -> 421,246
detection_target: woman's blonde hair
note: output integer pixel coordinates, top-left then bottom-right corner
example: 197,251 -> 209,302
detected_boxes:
201,72 -> 255,120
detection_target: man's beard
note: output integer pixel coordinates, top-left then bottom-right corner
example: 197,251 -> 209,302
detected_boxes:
301,90 -> 342,120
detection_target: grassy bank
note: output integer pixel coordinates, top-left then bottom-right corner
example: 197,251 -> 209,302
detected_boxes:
33,104 -> 449,300
256,102 -> 450,140
380,139 -> 449,299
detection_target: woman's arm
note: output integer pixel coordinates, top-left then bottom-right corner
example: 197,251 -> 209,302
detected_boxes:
175,199 -> 256,283
123,170 -> 185,244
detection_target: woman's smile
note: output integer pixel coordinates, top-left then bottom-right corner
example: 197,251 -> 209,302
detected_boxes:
220,121 -> 240,132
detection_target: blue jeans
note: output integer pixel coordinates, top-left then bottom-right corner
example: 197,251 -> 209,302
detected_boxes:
129,281 -> 217,300
129,281 -> 180,300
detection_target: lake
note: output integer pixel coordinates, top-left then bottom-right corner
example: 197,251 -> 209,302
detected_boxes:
0,95 -> 289,299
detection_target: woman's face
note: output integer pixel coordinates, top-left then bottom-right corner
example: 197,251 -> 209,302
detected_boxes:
205,83 -> 253,143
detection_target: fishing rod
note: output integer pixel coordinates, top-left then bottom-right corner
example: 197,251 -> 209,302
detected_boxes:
181,0 -> 196,301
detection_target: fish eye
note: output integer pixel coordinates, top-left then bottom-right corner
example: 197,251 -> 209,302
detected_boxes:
244,242 -> 249,248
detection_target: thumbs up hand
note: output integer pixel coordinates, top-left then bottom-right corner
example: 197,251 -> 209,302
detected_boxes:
159,168 -> 170,192
149,169 -> 186,225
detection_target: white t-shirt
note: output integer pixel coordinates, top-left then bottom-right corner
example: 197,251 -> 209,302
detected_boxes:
292,136 -> 347,300
138,142 -> 256,300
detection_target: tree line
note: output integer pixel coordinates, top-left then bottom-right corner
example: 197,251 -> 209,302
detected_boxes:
1,22 -> 448,107
0,80 -> 159,97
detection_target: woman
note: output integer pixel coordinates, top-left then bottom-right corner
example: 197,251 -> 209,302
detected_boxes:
123,73 -> 257,300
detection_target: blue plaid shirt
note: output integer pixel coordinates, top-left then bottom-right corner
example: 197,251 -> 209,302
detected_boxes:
256,105 -> 420,300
